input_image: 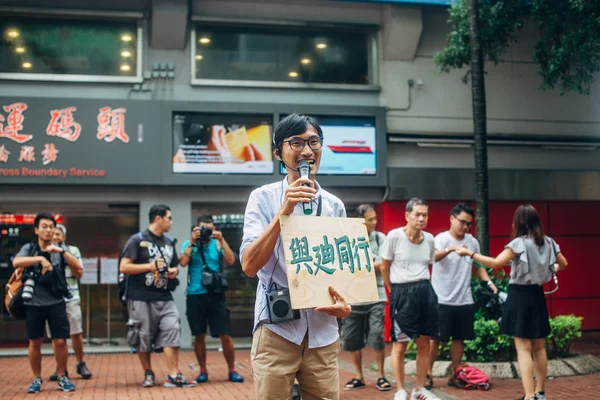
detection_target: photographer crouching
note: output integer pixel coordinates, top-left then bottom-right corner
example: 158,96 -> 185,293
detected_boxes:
12,213 -> 82,393
180,215 -> 244,383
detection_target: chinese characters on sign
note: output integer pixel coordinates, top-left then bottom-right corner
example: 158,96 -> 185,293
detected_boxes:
46,107 -> 82,142
280,215 -> 379,309
0,102 -> 128,170
289,235 -> 372,276
0,103 -> 32,143
97,107 -> 130,143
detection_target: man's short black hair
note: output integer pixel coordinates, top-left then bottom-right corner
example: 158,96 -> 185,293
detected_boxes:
34,213 -> 56,229
197,215 -> 214,225
273,113 -> 323,153
149,204 -> 170,223
451,203 -> 474,218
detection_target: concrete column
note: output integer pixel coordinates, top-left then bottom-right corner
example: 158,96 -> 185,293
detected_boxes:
381,5 -> 423,61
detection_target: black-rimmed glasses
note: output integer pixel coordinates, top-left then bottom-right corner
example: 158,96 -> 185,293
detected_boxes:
283,136 -> 323,152
456,217 -> 473,227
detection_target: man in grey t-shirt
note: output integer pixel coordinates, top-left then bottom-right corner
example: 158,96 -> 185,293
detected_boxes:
427,203 -> 497,389
341,204 -> 390,392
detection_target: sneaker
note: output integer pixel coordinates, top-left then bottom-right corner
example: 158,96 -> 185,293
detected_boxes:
27,377 -> 42,394
57,375 -> 75,392
49,370 -> 67,381
228,371 -> 244,383
424,374 -> 434,390
395,389 -> 408,400
164,373 -> 197,388
411,387 -> 441,400
536,392 -> 547,400
142,370 -> 155,387
195,370 -> 208,383
77,362 -> 93,380
517,397 -> 538,400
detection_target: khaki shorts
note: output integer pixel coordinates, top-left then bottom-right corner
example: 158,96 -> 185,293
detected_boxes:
46,299 -> 83,338
251,324 -> 340,400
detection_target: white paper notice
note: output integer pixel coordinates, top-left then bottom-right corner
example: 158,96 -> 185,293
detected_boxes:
100,258 -> 119,284
80,258 -> 99,285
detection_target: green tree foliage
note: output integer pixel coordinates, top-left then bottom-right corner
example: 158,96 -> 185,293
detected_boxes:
435,0 -> 600,94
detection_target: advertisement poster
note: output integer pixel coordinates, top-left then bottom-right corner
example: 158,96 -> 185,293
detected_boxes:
172,113 -> 273,174
280,116 -> 377,176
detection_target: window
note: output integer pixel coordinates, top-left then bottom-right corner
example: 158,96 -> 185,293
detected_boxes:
192,24 -> 377,88
0,17 -> 142,82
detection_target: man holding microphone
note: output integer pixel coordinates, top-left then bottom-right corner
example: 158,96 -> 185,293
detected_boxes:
240,113 -> 351,400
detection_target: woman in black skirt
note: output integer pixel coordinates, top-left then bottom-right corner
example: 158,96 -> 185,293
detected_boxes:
455,205 -> 568,400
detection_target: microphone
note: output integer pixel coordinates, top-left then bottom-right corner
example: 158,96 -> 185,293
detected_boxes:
298,160 -> 313,215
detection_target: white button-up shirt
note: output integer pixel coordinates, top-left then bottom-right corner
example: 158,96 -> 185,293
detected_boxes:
240,176 -> 347,348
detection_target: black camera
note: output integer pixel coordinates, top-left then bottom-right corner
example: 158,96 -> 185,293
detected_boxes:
194,225 -> 213,246
21,267 -> 41,303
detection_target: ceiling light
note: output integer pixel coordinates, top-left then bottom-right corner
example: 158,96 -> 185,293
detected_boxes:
289,71 -> 299,78
301,58 -> 311,65
7,30 -> 19,39
195,55 -> 203,60
15,47 -> 25,54
120,64 -> 131,72
121,50 -> 132,58
22,62 -> 32,69
121,34 -> 133,42
199,37 -> 211,44
316,43 -> 327,49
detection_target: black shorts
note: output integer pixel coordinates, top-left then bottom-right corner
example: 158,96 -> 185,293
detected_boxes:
186,293 -> 231,337
500,284 -> 550,339
434,304 -> 475,341
26,302 -> 70,340
390,280 -> 439,341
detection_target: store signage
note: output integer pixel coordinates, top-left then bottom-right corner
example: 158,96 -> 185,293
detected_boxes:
0,97 -> 161,185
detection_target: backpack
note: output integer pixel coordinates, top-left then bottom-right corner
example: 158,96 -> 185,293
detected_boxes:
4,267 -> 25,319
454,365 -> 492,390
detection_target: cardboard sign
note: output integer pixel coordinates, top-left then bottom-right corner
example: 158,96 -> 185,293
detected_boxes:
280,215 -> 379,309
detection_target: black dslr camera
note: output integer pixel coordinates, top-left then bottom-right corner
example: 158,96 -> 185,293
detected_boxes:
21,266 -> 41,303
192,225 -> 213,247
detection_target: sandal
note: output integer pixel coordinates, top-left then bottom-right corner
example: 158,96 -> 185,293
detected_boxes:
425,374 -> 434,390
376,377 -> 392,391
344,378 -> 366,391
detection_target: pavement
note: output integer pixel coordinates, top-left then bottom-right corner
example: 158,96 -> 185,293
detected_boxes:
0,338 -> 598,399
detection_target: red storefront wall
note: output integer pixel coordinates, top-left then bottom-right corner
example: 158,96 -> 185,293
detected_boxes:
376,200 -> 600,341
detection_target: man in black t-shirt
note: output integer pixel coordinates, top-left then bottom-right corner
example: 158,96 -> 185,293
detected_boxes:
120,204 -> 196,388
13,213 -> 82,394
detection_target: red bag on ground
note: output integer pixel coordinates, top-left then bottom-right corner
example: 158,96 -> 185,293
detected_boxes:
454,365 -> 492,390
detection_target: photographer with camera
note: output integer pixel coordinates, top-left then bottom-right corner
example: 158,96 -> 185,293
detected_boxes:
45,224 -> 93,381
119,204 -> 196,388
179,215 -> 243,384
13,213 -> 82,394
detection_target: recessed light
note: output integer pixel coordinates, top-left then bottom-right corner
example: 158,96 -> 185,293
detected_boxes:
22,62 -> 32,69
289,71 -> 299,78
120,64 -> 131,72
121,50 -> 132,58
301,58 -> 311,65
195,55 -> 203,60
7,30 -> 19,39
199,37 -> 211,44
15,47 -> 25,54
121,34 -> 133,42
316,43 -> 327,49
